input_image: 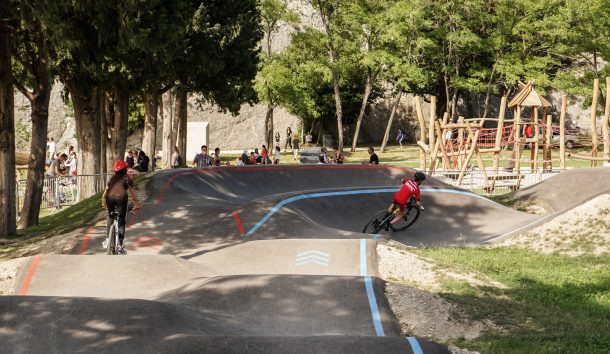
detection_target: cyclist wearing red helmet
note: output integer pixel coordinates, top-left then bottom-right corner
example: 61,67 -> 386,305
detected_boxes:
101,160 -> 141,254
388,171 -> 425,228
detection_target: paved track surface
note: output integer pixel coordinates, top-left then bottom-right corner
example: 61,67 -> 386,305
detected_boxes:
513,167 -> 610,212
4,164 -> 588,353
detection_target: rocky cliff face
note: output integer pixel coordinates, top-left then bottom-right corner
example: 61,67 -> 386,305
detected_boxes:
15,82 -> 77,154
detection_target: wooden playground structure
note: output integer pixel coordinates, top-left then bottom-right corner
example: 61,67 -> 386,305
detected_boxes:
414,78 -> 610,193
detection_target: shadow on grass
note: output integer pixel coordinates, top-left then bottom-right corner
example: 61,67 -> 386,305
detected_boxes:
435,260 -> 610,353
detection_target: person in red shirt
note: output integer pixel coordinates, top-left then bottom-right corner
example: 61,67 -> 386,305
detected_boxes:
525,124 -> 534,138
389,171 -> 425,227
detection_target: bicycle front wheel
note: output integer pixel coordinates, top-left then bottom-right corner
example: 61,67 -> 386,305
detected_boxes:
107,226 -> 116,255
389,205 -> 420,232
363,211 -> 390,234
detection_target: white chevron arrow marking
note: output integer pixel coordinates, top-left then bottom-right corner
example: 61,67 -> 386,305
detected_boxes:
296,250 -> 329,259
295,250 -> 330,266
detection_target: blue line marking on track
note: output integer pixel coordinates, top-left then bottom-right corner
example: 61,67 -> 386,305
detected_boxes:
407,336 -> 424,354
365,276 -> 385,337
361,239 -> 385,336
244,187 -> 490,236
360,239 -> 366,276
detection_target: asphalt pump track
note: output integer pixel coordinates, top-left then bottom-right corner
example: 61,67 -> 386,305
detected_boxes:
4,165 -> 606,353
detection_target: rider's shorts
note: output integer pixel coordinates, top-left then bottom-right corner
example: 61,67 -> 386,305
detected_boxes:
393,197 -> 407,211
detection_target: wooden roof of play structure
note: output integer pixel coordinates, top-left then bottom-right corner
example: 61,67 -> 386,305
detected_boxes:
508,81 -> 552,108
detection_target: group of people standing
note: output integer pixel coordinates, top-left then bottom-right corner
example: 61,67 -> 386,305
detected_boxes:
276,127 -> 301,161
47,142 -> 77,177
125,149 -> 150,172
238,145 -> 281,165
318,146 -> 379,165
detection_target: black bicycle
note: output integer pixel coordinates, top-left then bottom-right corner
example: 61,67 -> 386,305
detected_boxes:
362,198 -> 421,234
105,205 -> 133,255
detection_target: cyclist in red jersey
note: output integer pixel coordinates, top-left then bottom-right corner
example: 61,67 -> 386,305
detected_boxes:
389,171 -> 425,227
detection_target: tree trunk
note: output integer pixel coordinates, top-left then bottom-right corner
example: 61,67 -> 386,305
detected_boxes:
482,67 -> 496,118
161,91 -> 173,169
18,24 -> 52,229
265,103 -> 274,149
142,92 -> 159,162
0,18 -> 16,236
351,68 -> 374,152
381,90 -> 403,153
175,89 -> 188,162
100,90 -> 109,174
444,75 -> 451,118
112,87 -> 129,166
69,84 -> 101,200
264,85 -> 274,150
450,89 -> 459,121
330,61 -> 343,151
171,91 -> 180,153
315,0 -> 343,151
19,89 -> 51,228
170,91 -> 180,154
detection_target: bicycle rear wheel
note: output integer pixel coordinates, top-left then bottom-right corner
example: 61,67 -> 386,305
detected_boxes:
363,211 -> 391,234
389,205 -> 420,232
107,226 -> 116,255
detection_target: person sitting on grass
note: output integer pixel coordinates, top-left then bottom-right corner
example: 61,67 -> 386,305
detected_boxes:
332,146 -> 344,164
365,147 -> 379,165
318,147 -> 330,164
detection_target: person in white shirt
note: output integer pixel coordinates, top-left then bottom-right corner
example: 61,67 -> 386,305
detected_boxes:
48,138 -> 56,160
273,146 -> 281,164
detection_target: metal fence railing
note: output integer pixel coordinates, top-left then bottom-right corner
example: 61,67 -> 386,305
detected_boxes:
16,174 -> 111,213
430,168 -> 563,195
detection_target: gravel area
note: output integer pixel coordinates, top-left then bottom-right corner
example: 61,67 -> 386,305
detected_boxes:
386,283 -> 493,342
378,240 -> 499,347
0,257 -> 28,295
497,194 -> 610,256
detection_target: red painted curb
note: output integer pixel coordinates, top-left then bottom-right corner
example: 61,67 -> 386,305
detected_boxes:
79,226 -> 95,255
128,207 -> 140,229
232,211 -> 246,235
155,165 -> 414,205
18,255 -> 43,295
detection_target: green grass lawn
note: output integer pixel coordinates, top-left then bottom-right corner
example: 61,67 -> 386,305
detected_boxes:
216,144 -> 601,169
414,247 -> 610,353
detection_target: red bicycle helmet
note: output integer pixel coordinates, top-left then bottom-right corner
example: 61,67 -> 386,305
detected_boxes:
113,160 -> 128,173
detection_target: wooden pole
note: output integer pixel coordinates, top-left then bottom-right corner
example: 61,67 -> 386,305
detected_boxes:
441,112 -> 449,169
560,95 -> 567,169
440,122 -> 484,129
457,116 -> 465,168
533,107 -> 540,172
515,106 -> 522,174
414,96 -> 427,170
469,122 -> 488,187
457,122 -> 481,185
428,111 -> 447,174
428,96 -> 436,150
602,77 -> 610,160
544,114 -> 552,171
492,97 -> 507,191
591,78 -> 599,166
567,153 -> 610,161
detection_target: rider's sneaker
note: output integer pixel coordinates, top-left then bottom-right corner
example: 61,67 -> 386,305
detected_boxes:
102,239 -> 108,249
118,244 -> 127,255
384,223 -> 390,231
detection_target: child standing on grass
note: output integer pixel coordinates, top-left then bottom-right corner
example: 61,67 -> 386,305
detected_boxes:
274,146 -> 281,164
